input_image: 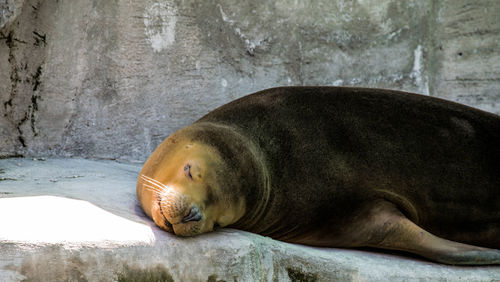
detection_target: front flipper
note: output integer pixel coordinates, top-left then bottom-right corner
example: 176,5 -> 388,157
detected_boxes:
351,200 -> 500,265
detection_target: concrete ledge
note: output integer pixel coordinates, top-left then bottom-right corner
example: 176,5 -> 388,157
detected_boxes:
1,158 -> 499,281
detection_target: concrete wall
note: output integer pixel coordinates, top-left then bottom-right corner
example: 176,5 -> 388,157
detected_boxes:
1,0 -> 499,162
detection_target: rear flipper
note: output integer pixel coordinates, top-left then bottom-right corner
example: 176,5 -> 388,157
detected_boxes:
352,200 -> 500,265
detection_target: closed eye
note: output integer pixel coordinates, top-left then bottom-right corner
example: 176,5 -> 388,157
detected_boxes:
184,164 -> 193,180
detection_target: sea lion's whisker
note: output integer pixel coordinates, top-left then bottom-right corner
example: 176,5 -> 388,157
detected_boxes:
140,174 -> 163,186
141,174 -> 163,185
142,175 -> 183,197
141,175 -> 176,195
141,174 -> 168,190
142,183 -> 163,194
141,174 -> 181,201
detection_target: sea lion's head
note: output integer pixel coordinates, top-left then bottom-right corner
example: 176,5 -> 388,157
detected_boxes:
137,123 -> 264,236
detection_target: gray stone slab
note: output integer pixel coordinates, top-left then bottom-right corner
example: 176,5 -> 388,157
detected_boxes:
0,158 -> 499,281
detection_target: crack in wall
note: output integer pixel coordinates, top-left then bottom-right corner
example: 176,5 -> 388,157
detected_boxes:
32,30 -> 46,47
1,30 -> 25,147
29,65 -> 42,136
1,29 -> 44,148
1,31 -> 18,111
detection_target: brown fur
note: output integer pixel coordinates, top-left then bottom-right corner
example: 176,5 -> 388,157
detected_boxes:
138,86 -> 500,265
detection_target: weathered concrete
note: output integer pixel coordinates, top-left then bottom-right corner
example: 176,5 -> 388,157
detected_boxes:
0,0 -> 23,29
1,158 -> 499,281
431,0 -> 500,113
1,0 -> 499,161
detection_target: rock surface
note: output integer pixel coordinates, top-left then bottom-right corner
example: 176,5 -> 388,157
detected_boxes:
0,158 -> 499,281
1,0 -> 499,161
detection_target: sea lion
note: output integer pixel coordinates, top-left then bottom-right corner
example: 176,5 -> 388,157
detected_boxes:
137,86 -> 500,265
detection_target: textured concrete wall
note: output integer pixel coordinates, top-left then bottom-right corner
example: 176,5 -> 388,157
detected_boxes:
1,0 -> 499,161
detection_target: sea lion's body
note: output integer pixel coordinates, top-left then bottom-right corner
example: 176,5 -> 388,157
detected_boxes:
137,87 -> 500,265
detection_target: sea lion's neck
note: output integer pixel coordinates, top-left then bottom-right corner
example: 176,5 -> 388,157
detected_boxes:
190,122 -> 271,230
232,136 -> 271,231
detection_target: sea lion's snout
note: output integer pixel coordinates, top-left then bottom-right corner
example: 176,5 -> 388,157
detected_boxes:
159,193 -> 187,224
181,205 -> 203,223
157,193 -> 207,236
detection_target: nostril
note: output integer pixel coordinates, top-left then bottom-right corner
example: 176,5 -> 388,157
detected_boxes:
181,205 -> 202,223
